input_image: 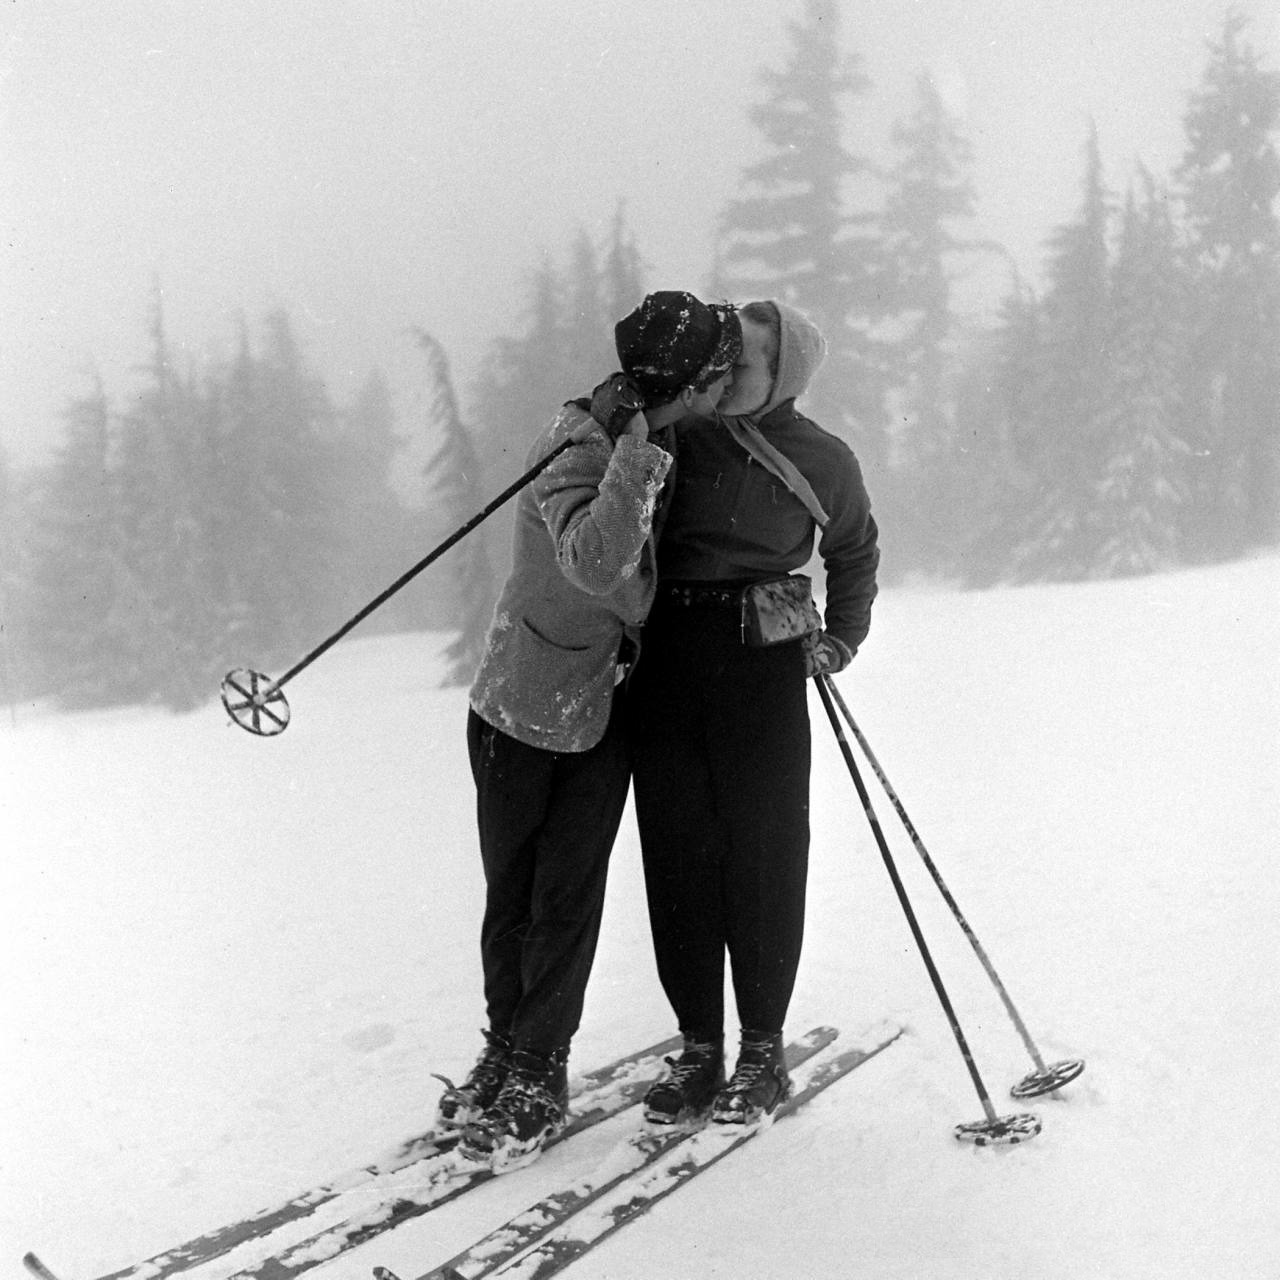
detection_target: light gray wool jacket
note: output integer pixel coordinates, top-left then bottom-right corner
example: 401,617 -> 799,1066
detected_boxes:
469,401 -> 672,753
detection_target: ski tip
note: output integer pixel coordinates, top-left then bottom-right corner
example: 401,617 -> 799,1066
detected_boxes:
376,1259 -> 468,1280
374,1268 -> 460,1280
800,1024 -> 840,1046
24,1254 -> 65,1280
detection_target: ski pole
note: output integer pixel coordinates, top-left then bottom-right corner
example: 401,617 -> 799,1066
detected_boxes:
813,673 -> 1039,1145
822,676 -> 1084,1099
221,427 -> 588,737
24,1255 -> 61,1280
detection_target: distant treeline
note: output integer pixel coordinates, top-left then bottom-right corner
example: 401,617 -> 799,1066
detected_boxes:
1,3 -> 1277,714
704,2 -> 1280,586
0,306 -> 449,711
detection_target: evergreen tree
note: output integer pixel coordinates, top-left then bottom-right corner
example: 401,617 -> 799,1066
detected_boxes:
470,240 -> 613,578
465,217 -> 646,591
342,367 -> 401,492
163,357 -> 233,708
564,228 -> 613,379
112,293 -> 207,707
968,276 -> 1046,584
714,0 -> 890,474
1092,170 -> 1191,576
190,372 -> 249,669
22,300 -> 411,713
417,329 -> 496,687
997,278 -> 1048,481
25,376 -> 132,707
467,259 -> 564,586
481,261 -> 576,428
110,290 -> 242,709
221,310 -> 348,669
333,367 -> 419,633
601,200 -> 647,327
879,69 -> 982,577
0,442 -> 22,712
260,309 -> 348,592
215,317 -> 273,664
937,267 -> 1047,588
1175,9 -> 1280,557
1013,121 -> 1113,581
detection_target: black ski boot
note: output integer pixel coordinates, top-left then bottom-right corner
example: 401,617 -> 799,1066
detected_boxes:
643,1035 -> 725,1126
459,1045 -> 570,1172
712,1030 -> 791,1127
433,1029 -> 512,1132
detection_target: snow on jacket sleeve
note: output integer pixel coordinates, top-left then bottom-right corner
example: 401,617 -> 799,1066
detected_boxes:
531,425 -> 672,597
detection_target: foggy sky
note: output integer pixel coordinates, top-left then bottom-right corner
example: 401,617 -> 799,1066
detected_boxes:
3,0 -> 1278,468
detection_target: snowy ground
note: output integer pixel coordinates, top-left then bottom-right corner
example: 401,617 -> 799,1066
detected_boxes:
3,554 -> 1278,1280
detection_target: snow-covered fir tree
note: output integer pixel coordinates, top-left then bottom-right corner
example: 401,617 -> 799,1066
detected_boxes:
332,368 -> 422,635
219,310 -> 348,671
714,0 -> 890,477
112,293 -> 218,708
469,218 -> 648,585
1175,9 -> 1280,559
1012,122 -> 1113,582
947,275 -> 1042,587
24,376 -> 132,707
215,319 -> 274,664
565,228 -> 614,383
879,69 -> 982,578
1092,169 -> 1191,577
0,442 -> 21,706
600,200 -> 647,332
468,258 -> 567,588
417,330 -> 496,688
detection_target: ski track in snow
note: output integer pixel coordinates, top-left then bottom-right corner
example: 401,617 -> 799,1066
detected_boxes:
3,555 -> 1278,1279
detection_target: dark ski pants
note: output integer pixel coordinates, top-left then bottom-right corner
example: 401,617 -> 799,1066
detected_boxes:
628,596 -> 810,1040
468,701 -> 630,1058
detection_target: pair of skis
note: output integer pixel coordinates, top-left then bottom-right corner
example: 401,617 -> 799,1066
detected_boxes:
24,1024 -> 898,1280
23,1035 -> 679,1280
375,1022 -> 901,1280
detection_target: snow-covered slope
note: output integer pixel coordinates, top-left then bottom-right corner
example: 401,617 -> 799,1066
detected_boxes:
4,554 -> 1277,1279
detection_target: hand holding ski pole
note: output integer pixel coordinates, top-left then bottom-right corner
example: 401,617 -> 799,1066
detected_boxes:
589,373 -> 647,440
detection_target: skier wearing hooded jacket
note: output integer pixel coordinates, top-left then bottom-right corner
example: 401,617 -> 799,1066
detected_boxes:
629,299 -> 879,1128
440,292 -> 742,1172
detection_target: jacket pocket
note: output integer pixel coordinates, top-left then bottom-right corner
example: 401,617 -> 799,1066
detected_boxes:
521,616 -> 593,653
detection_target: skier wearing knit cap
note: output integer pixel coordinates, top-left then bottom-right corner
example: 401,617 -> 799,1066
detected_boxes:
629,299 -> 879,1129
442,291 -> 742,1174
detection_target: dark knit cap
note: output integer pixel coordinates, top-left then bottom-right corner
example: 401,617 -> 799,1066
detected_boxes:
614,291 -> 742,405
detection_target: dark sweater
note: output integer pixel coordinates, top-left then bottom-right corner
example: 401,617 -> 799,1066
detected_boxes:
656,400 -> 879,652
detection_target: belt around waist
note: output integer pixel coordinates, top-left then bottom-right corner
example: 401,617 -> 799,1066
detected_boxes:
658,581 -> 748,608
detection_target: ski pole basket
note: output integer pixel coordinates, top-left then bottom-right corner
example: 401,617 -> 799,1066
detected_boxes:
221,668 -> 291,737
954,1112 -> 1043,1146
1010,1058 -> 1086,1099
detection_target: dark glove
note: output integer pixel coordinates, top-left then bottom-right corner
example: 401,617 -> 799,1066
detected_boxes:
590,373 -> 646,439
802,630 -> 854,678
